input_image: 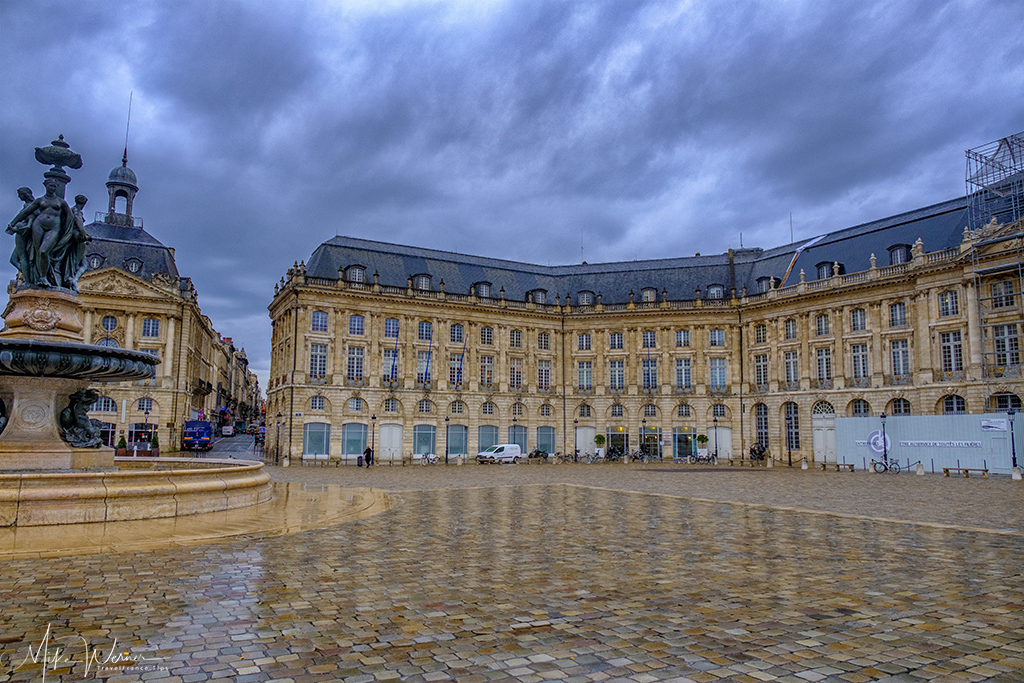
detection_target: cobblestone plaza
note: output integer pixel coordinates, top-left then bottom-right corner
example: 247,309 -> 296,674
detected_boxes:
1,464 -> 1022,682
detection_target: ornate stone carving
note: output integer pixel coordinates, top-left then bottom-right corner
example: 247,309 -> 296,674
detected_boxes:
59,388 -> 104,448
24,297 -> 61,331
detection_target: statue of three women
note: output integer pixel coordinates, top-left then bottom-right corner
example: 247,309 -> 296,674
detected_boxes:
6,177 -> 91,294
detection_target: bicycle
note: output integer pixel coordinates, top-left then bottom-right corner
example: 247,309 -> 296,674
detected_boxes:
871,459 -> 900,473
688,452 -> 718,465
420,453 -> 440,466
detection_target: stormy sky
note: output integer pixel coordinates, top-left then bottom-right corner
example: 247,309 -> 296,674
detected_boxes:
1,0 -> 1022,391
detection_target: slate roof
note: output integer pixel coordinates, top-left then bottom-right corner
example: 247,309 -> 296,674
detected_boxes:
305,193 -> 988,305
84,220 -> 180,282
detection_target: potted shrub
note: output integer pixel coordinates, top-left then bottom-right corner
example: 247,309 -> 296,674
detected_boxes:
149,431 -> 160,457
695,434 -> 709,460
115,435 -> 128,458
594,433 -> 606,459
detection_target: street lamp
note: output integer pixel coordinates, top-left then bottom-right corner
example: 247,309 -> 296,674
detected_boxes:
713,416 -> 719,459
371,413 -> 376,459
880,412 -> 888,467
276,411 -> 283,465
574,418 -> 578,461
1009,409 -> 1017,470
786,411 -> 792,467
445,416 -> 450,465
642,418 -> 647,458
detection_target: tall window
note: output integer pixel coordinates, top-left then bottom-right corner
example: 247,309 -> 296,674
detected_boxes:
940,331 -> 963,373
675,329 -> 689,347
994,324 -> 1020,366
577,361 -> 592,391
303,423 -> 330,457
754,404 -> 768,449
889,245 -> 909,265
141,318 -> 160,337
889,302 -> 906,327
538,332 -> 550,350
754,354 -> 769,387
481,327 -> 494,345
785,402 -> 800,450
891,339 -> 910,377
610,360 -> 625,390
384,318 -> 399,338
510,329 -> 522,348
816,348 -> 832,382
850,308 -> 866,332
383,348 -> 399,381
939,291 -> 959,317
311,311 -> 328,332
754,324 -> 767,344
815,314 -> 829,336
309,343 -> 327,379
609,332 -> 624,349
675,358 -> 691,390
992,280 -> 1015,308
533,290 -> 547,305
347,347 -> 364,381
642,331 -> 656,349
784,319 -> 797,340
851,343 -> 869,380
417,351 -> 431,384
538,360 -> 551,391
578,333 -> 591,351
709,329 -> 724,347
349,314 -> 364,335
943,395 -> 966,415
509,357 -> 523,389
784,351 -> 799,385
450,323 -> 464,344
709,358 -> 726,390
449,353 -> 463,387
480,355 -> 494,386
418,321 -> 433,341
477,282 -> 492,298
642,359 -> 658,388
816,262 -> 833,279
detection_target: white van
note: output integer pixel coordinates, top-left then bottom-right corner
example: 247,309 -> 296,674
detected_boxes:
475,444 -> 523,464
221,425 -> 235,437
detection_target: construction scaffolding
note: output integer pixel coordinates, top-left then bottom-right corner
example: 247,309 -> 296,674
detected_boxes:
966,132 -> 1024,407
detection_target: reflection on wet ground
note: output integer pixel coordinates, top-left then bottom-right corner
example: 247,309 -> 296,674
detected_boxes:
0,470 -> 1022,681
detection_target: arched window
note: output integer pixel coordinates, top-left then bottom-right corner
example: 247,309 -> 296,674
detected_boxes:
641,287 -> 657,302
450,401 -> 466,415
346,266 -> 365,283
475,282 -> 492,298
383,398 -> 398,413
511,403 -> 525,417
889,398 -> 911,415
990,393 -> 1022,411
311,311 -> 328,332
942,395 -> 966,415
481,402 -> 495,415
677,404 -> 691,418
888,245 -> 911,265
578,404 -> 592,418
90,396 -> 117,412
531,289 -> 547,305
851,399 -> 870,417
784,402 -> 800,450
311,396 -> 325,411
578,291 -> 594,306
418,399 -> 433,414
644,404 -> 657,417
539,404 -> 552,417
756,277 -> 773,293
413,274 -> 431,290
712,404 -> 726,418
754,403 -> 768,449
816,262 -> 834,279
611,405 -> 623,418
812,401 -> 835,415
707,284 -> 725,299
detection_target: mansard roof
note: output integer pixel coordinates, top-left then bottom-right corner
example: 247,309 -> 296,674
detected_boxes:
84,220 -> 180,282
305,194 -> 976,304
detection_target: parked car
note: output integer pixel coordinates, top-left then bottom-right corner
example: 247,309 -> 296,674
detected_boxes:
476,444 -> 523,464
222,425 -> 235,437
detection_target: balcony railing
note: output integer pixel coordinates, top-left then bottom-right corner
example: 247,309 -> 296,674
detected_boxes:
886,374 -> 911,386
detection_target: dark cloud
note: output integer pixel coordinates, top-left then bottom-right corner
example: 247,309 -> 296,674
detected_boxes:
2,0 -> 1023,387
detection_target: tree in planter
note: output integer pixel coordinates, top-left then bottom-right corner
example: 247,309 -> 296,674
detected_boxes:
150,431 -> 160,456
594,434 -> 606,447
696,434 -> 709,450
116,435 -> 128,457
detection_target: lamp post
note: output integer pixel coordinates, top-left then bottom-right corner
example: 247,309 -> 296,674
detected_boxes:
1009,409 -> 1018,470
641,418 -> 647,458
445,416 -> 450,465
786,411 -> 792,467
371,413 -> 376,458
880,412 -> 888,467
574,418 -> 578,461
713,416 -> 719,458
276,411 -> 283,465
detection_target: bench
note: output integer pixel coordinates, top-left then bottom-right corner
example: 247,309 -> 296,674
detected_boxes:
301,453 -> 330,466
942,467 -> 989,478
818,462 -> 855,472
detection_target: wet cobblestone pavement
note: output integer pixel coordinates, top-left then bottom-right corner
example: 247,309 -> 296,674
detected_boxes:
1,463 -> 1022,682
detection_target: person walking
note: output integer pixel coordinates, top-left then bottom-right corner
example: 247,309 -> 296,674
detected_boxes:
363,445 -> 374,467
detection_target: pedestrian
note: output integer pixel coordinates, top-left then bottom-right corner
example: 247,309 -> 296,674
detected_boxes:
364,445 -> 373,467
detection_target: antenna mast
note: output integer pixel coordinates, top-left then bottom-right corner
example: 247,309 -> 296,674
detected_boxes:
123,91 -> 133,164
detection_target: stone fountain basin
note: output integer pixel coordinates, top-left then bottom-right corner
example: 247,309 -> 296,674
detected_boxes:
0,457 -> 272,526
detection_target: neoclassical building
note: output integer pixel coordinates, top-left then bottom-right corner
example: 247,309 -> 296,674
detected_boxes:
56,154 -> 262,449
268,134 -> 1023,464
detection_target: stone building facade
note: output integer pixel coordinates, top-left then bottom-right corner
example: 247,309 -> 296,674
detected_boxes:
268,144 -> 1023,465
69,156 -> 261,450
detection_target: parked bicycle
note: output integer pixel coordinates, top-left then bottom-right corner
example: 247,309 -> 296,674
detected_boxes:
420,452 -> 440,465
689,452 -> 718,464
872,459 -> 900,473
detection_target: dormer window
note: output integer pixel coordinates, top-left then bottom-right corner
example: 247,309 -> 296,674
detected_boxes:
347,266 -> 365,283
816,262 -> 833,279
888,245 -> 911,265
413,274 -> 431,290
641,287 -> 657,302
87,254 -> 104,270
707,284 -> 725,299
578,291 -> 594,306
124,258 -> 142,274
475,282 -> 492,298
756,277 -> 773,293
531,289 -> 547,305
